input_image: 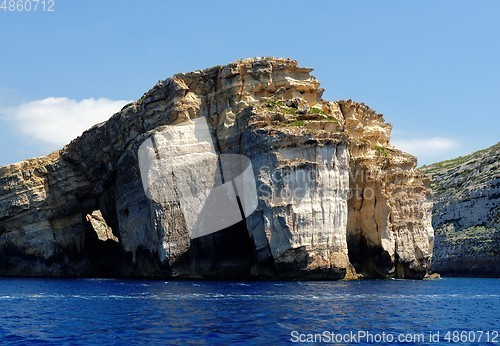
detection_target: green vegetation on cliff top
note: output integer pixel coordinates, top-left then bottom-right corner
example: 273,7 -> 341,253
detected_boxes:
421,142 -> 500,173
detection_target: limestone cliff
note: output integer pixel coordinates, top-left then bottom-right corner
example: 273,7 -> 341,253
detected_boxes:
0,58 -> 434,279
422,143 -> 499,277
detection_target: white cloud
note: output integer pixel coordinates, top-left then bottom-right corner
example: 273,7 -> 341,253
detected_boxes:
2,97 -> 132,148
392,137 -> 461,166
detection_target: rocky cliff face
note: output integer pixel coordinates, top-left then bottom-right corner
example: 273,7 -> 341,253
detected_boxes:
422,143 -> 499,277
0,58 -> 434,279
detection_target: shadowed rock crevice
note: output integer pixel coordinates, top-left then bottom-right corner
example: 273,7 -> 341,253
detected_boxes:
189,220 -> 257,279
82,219 -> 121,277
347,233 -> 393,278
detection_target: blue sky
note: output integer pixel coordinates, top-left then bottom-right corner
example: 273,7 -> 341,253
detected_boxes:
0,0 -> 498,166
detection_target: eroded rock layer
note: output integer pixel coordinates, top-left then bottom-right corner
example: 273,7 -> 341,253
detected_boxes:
0,58 -> 433,279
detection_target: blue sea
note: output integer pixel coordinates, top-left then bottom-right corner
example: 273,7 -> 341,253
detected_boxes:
0,278 -> 498,345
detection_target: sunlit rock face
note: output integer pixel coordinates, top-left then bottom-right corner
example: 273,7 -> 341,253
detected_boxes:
341,100 -> 434,279
0,58 -> 433,279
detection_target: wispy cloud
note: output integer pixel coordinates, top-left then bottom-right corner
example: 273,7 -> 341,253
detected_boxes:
392,137 -> 462,166
2,97 -> 132,149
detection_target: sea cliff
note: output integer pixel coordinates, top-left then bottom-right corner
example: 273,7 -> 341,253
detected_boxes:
0,58 -> 434,279
422,143 -> 499,277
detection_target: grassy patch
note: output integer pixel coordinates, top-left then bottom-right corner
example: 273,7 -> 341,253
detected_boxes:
375,145 -> 389,157
266,99 -> 297,115
422,143 -> 499,171
425,155 -> 471,171
309,107 -> 326,115
282,107 -> 297,115
288,120 -> 305,127
443,225 -> 497,243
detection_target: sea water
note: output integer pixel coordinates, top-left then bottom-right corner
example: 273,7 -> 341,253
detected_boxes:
0,278 -> 498,345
